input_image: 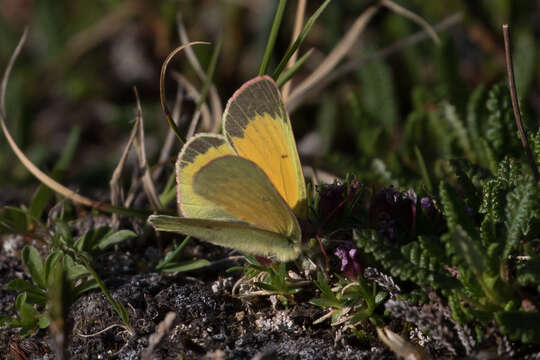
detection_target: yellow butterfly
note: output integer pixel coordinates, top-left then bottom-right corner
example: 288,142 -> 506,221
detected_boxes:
149,76 -> 307,261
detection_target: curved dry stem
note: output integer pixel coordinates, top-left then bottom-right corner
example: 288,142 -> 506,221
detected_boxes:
287,5 -> 379,112
0,29 -> 153,217
381,0 -> 440,45
159,41 -> 210,144
0,29 -> 102,209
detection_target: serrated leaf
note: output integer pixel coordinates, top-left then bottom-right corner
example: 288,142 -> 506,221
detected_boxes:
504,178 -> 538,258
374,291 -> 388,305
495,311 -> 540,344
517,257 -> 540,287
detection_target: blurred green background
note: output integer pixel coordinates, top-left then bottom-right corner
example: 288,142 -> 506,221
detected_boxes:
0,0 -> 538,205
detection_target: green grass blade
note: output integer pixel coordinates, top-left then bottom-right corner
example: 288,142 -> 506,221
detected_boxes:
195,35 -> 222,114
29,125 -> 81,220
273,0 -> 331,79
276,49 -> 313,87
258,0 -> 288,76
414,146 -> 433,193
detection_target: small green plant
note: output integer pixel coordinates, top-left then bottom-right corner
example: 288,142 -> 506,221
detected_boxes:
1,206 -> 136,336
310,272 -> 386,328
155,236 -> 210,273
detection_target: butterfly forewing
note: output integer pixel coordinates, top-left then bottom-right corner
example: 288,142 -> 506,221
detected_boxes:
222,76 -> 307,219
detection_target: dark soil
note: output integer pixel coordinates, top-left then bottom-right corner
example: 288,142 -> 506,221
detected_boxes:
0,226 -> 394,360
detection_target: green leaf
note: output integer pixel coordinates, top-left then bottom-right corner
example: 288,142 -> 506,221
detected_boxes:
38,314 -> 50,329
513,30 -> 535,97
63,254 -> 91,281
356,48 -> 398,127
72,278 -> 99,297
452,225 -> 486,276
276,49 -> 313,87
495,311 -> 540,344
156,236 -> 191,271
73,226 -> 110,252
29,125 -> 80,220
0,206 -> 29,234
309,297 -> 342,308
504,178 -> 538,258
7,279 -> 46,302
95,229 -> 136,251
44,251 -> 62,282
55,221 -> 73,247
517,257 -> 540,287
21,246 -> 46,289
374,291 -> 388,305
160,259 -> 211,273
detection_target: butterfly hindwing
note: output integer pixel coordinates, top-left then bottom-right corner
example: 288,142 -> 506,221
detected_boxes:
177,134 -> 236,220
193,155 -> 301,240
148,215 -> 301,262
223,76 -> 307,219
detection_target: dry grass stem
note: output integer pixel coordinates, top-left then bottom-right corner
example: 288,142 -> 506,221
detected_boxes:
281,0 -> 306,101
290,12 -> 463,114
0,28 -> 106,210
63,2 -> 137,67
109,106 -> 142,225
381,0 -> 440,45
142,312 -> 177,360
171,72 -> 213,139
377,327 -> 431,360
152,83 -> 184,181
177,14 -> 223,132
132,88 -> 163,209
287,5 -> 380,112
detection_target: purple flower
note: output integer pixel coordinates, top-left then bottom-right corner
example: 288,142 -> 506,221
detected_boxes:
419,196 -> 445,233
255,256 -> 272,267
334,243 -> 363,280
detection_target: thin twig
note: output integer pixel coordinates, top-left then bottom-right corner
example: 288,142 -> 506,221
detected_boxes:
502,24 -> 539,181
282,0 -> 306,101
287,5 -> 380,112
